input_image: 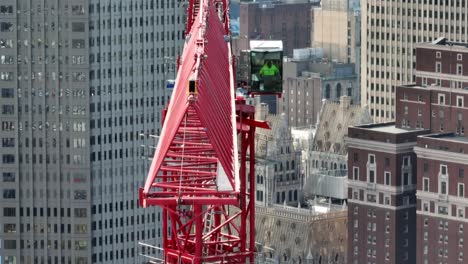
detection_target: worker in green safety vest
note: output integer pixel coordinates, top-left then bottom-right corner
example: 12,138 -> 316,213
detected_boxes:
258,60 -> 280,91
259,60 -> 280,77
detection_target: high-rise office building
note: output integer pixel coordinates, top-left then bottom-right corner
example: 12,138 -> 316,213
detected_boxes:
0,1 -> 184,263
312,0 -> 361,65
361,0 -> 468,122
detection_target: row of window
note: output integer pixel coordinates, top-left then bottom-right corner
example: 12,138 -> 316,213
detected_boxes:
275,190 -> 299,204
89,0 -> 177,14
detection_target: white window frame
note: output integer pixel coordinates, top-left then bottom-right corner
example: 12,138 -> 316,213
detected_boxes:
458,63 -> 463,76
367,154 -> 377,184
458,54 -> 463,61
353,166 -> 359,181
438,204 -> 449,215
423,177 -> 429,192
384,171 -> 391,186
458,206 -> 465,218
459,183 -> 465,197
438,93 -> 445,105
436,51 -> 442,58
422,201 -> 430,212
422,77 -> 427,86
384,195 -> 390,205
457,96 -> 464,108
440,164 -> 448,176
436,61 -> 442,72
439,179 -> 448,195
403,156 -> 411,167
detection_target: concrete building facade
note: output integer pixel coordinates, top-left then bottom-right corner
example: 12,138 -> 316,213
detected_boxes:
0,1 -> 184,263
237,1 -> 319,57
361,0 -> 468,122
312,0 -> 361,65
281,54 -> 359,127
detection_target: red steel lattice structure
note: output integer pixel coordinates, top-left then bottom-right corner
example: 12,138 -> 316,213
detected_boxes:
140,0 -> 268,263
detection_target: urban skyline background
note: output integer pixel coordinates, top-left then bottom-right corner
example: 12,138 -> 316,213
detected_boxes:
1,0 -> 468,263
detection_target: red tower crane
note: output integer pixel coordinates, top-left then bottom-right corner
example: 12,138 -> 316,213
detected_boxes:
140,1 -> 268,263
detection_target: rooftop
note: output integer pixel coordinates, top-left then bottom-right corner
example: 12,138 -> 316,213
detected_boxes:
422,133 -> 468,144
313,96 -> 371,154
416,37 -> 468,50
366,124 -> 412,134
399,84 -> 468,94
355,122 -> 424,134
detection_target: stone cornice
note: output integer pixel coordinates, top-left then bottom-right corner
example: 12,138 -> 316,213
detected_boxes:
348,180 -> 417,195
414,146 -> 468,165
345,137 -> 417,154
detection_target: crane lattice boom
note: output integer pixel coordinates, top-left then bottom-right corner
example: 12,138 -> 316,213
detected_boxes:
140,1 -> 268,263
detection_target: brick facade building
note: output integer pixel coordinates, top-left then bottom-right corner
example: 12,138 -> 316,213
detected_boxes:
348,38 -> 468,264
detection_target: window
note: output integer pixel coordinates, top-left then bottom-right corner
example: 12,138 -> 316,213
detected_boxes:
458,64 -> 463,76
0,55 -> 13,64
422,201 -> 429,212
74,208 -> 87,218
2,104 -> 14,114
2,154 -> 15,163
436,51 -> 442,58
440,180 -> 447,194
3,207 -> 15,216
2,172 -> 15,182
436,61 -> 442,72
438,94 -> 445,105
459,183 -> 465,197
0,22 -> 13,32
368,154 -> 375,164
438,205 -> 449,215
458,207 -> 465,218
458,54 -> 463,61
75,240 -> 88,250
1,88 -> 13,98
3,189 -> 15,199
72,39 -> 85,48
423,178 -> 429,192
72,5 -> 85,15
367,194 -> 376,203
384,195 -> 390,205
74,190 -> 87,200
353,167 -> 359,180
403,173 -> 410,185
0,5 -> 14,14
369,170 -> 375,183
403,156 -> 410,167
458,96 -> 464,107
4,240 -> 16,249
0,39 -> 13,48
441,165 -> 448,175
71,22 -> 85,32
384,171 -> 391,185
3,223 -> 16,233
